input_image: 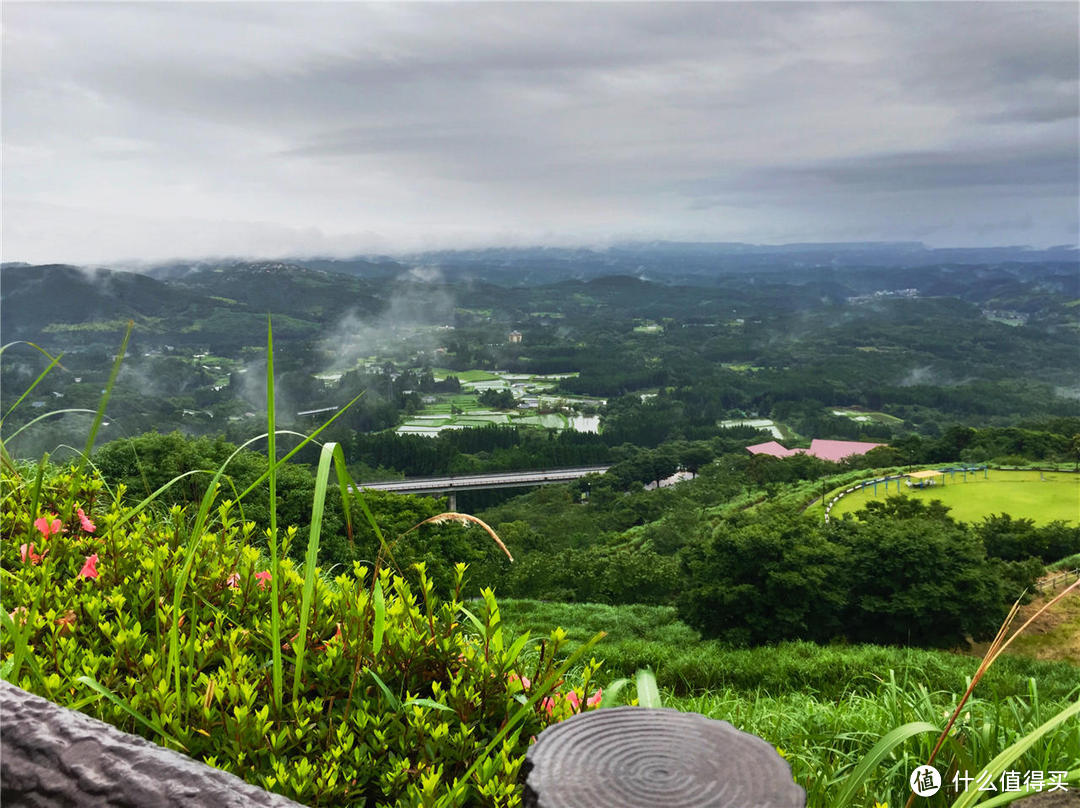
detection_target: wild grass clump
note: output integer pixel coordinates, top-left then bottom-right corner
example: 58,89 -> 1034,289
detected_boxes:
500,600 -> 1080,702
670,676 -> 1079,807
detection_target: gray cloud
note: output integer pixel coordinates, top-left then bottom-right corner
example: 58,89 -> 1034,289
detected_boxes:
2,1 -> 1077,264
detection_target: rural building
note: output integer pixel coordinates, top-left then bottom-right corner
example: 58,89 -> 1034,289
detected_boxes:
747,439 -> 884,462
508,330 -> 523,344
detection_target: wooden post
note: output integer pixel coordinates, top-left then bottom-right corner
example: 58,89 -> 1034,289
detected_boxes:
523,707 -> 805,808
0,681 -> 304,808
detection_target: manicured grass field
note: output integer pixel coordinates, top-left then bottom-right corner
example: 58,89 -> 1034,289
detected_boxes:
830,469 -> 1079,525
430,368 -> 502,382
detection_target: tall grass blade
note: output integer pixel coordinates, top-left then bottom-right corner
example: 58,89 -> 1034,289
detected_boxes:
291,441 -> 347,701
950,699 -> 1080,808
76,675 -> 186,751
368,668 -> 399,709
231,397 -> 364,504
372,579 -> 386,657
0,604 -> 43,686
6,408 -> 98,443
75,322 -> 131,483
973,769 -> 1080,807
265,316 -> 282,712
26,454 -> 47,541
1,350 -> 63,427
832,721 -> 940,808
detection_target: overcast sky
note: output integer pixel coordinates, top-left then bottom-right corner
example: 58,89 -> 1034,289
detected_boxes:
2,1 -> 1077,264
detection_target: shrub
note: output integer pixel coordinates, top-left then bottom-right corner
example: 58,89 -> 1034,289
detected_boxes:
0,462 -> 600,806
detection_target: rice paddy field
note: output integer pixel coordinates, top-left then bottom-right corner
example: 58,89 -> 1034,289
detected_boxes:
830,469 -> 1079,525
396,368 -> 603,436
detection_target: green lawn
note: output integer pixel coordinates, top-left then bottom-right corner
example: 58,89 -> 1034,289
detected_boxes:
830,469 -> 1079,525
430,368 -> 501,383
830,408 -> 904,424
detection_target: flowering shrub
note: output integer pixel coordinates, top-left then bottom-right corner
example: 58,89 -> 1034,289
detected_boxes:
0,463 -> 602,806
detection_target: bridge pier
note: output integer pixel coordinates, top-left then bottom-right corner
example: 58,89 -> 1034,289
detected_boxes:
448,492 -> 457,511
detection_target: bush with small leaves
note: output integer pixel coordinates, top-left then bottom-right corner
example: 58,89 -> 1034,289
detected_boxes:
0,462 -> 601,807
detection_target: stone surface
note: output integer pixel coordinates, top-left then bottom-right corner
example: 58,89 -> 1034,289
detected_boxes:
0,680 -> 306,807
523,706 -> 806,808
1019,792 -> 1080,807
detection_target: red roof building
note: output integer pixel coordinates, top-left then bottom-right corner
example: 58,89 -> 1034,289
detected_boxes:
745,440 -> 800,458
747,439 -> 884,462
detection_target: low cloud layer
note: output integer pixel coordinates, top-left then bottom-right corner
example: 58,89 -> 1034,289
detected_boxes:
3,2 -> 1077,263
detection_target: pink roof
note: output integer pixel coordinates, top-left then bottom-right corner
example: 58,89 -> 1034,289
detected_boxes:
746,441 -> 800,458
806,439 -> 884,462
747,438 -> 885,462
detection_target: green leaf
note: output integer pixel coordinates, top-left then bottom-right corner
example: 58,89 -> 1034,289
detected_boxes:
831,721 -> 940,808
0,607 -> 42,687
1,347 -> 63,429
503,632 -> 531,669
372,579 -> 386,657
599,678 -> 629,709
972,769 -> 1080,808
76,675 -> 186,751
460,630 -> 606,787
635,669 -> 662,709
292,441 -> 344,702
266,316 -> 282,712
75,322 -> 131,487
951,699 -> 1080,808
458,605 -> 486,637
368,669 -> 399,710
404,697 -> 456,713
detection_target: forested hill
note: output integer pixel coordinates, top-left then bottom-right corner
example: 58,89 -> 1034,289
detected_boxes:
0,262 -> 389,348
352,241 -> 1079,285
2,250 -> 1076,457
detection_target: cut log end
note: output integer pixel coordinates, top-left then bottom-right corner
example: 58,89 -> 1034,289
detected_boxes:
524,706 -> 805,808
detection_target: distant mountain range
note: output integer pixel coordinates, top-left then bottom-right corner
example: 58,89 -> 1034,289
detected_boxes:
6,240 -> 1075,288
2,242 -> 1076,351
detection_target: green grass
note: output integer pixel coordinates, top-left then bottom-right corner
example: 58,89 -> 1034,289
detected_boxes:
830,408 -> 904,425
830,469 -> 1079,525
430,368 -> 501,383
498,600 -> 1080,702
500,599 -> 1080,808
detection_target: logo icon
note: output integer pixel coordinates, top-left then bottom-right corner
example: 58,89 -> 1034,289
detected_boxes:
910,765 -> 942,797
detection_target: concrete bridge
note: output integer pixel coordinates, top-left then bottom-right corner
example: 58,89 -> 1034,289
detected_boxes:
354,465 -> 610,509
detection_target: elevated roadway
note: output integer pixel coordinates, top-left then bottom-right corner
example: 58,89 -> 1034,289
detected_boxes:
353,465 -> 610,509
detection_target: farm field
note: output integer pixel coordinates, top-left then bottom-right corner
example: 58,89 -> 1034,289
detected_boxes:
396,368 -> 604,436
830,469 -> 1080,525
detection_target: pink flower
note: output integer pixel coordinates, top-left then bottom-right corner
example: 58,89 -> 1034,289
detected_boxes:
508,672 -> 531,690
254,570 -> 272,590
76,508 -> 96,533
78,553 -> 99,580
34,515 -> 62,539
541,696 -> 555,716
587,688 -> 603,708
19,543 -> 45,565
226,572 -> 241,589
566,690 -> 581,710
